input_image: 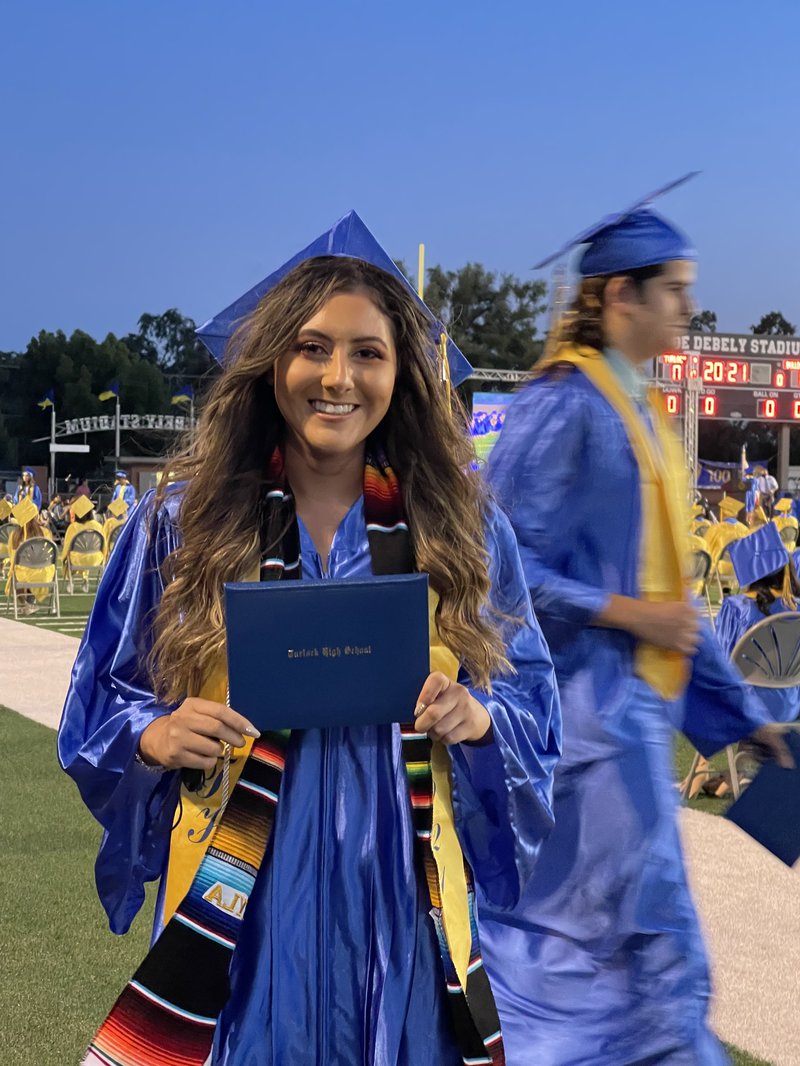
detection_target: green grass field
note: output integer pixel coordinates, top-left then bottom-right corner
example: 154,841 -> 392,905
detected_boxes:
2,707 -> 154,1065
0,706 -> 773,1065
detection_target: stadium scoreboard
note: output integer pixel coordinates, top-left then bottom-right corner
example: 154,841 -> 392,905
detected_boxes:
654,331 -> 800,422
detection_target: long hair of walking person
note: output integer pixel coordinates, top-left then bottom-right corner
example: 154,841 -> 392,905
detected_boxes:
541,265 -> 665,359
148,256 -> 510,704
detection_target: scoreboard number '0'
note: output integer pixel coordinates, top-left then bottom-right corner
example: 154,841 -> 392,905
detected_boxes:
702,396 -> 717,416
757,398 -> 778,419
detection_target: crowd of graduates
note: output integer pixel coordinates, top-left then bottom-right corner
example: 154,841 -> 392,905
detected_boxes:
0,468 -> 135,613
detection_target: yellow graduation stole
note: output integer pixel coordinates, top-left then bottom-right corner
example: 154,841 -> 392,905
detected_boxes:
540,343 -> 690,700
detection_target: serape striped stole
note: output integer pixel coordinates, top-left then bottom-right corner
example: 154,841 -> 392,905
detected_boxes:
84,445 -> 504,1066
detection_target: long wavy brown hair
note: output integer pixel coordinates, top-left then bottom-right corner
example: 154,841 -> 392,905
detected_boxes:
148,257 -> 510,702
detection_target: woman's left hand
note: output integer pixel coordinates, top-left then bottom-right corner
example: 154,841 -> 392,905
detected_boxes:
413,671 -> 492,745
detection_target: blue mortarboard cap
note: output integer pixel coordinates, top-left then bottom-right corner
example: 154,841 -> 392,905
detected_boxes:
196,211 -> 473,387
22,467 -> 34,476
115,470 -> 128,479
534,172 -> 699,276
728,523 -> 789,588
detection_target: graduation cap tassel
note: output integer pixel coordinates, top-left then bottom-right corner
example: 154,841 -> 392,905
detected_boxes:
439,332 -> 451,402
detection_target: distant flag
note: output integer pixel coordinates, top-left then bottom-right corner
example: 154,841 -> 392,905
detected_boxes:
171,384 -> 194,406
37,389 -> 55,409
98,380 -> 120,402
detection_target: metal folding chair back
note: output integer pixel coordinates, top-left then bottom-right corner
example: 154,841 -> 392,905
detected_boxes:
689,549 -> 712,583
683,611 -> 800,803
7,536 -> 60,619
779,525 -> 799,549
730,612 -> 800,689
107,523 -> 124,554
70,529 -> 104,555
0,522 -> 12,560
65,528 -> 105,593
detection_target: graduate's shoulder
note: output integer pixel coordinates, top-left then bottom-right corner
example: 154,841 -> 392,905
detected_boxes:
126,482 -> 186,537
505,363 -> 599,421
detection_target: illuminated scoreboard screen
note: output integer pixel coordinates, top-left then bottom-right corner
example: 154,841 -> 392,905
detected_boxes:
655,331 -> 800,422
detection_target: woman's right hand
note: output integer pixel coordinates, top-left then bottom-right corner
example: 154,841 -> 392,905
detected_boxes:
138,698 -> 259,772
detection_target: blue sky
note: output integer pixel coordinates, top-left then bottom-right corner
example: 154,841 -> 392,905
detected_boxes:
3,0 -> 800,351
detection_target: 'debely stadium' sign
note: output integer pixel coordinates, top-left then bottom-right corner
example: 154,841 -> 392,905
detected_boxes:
59,413 -> 191,437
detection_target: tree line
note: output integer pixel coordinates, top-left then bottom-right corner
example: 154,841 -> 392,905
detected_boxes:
0,264 -> 548,472
1,264 -> 797,472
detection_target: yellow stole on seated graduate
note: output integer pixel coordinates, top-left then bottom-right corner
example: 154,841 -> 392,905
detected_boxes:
162,584 -> 473,988
539,343 -> 691,700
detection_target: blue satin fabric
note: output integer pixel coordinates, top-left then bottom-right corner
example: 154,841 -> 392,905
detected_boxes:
484,371 -> 771,1066
13,483 -> 42,508
58,490 -> 560,1066
111,482 -> 136,507
716,595 -> 800,723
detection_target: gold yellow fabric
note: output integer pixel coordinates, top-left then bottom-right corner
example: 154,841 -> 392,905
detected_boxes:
537,343 -> 689,699
162,581 -> 473,986
774,498 -> 794,514
774,515 -> 799,532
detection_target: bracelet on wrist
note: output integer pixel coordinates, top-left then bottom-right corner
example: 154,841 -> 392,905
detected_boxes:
134,749 -> 168,773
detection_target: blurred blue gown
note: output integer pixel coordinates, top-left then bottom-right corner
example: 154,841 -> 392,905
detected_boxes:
485,368 -> 772,1066
716,595 -> 800,723
57,490 -> 561,1066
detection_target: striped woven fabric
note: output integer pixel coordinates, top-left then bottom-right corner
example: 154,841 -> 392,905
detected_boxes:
84,441 -> 504,1066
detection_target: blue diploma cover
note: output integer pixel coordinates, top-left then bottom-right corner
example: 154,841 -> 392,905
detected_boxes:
224,574 -> 430,731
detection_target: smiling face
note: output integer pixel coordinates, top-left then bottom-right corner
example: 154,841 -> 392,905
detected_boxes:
273,290 -> 398,462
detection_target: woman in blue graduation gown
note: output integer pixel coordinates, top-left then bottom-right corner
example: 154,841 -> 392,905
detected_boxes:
484,200 -> 783,1065
58,218 -> 560,1066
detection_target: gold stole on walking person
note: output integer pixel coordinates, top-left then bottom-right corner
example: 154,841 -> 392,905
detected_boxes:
538,343 -> 691,700
162,584 -> 473,991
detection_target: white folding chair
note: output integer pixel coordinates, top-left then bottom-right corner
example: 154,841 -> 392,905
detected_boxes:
682,611 -> 800,801
64,529 -> 105,593
6,537 -> 60,619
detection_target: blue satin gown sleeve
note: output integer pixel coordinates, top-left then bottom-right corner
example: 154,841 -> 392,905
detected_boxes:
486,381 -> 610,625
34,484 -> 42,509
681,615 -> 772,757
449,504 -> 561,911
57,489 -> 182,933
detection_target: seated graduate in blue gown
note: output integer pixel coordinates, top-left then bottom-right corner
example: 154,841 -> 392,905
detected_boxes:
483,179 -> 789,1066
716,523 -> 800,734
58,213 -> 561,1066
